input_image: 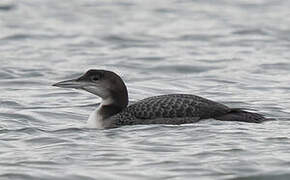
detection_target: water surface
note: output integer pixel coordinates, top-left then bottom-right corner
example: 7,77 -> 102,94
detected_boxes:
0,0 -> 290,179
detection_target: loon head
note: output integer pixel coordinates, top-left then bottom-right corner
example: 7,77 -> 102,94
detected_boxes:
53,69 -> 128,108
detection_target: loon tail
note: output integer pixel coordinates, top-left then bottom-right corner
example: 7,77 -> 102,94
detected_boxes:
216,108 -> 269,123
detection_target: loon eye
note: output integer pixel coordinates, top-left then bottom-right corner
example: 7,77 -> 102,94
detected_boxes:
91,76 -> 100,82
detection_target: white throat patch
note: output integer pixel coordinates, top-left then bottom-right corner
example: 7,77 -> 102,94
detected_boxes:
86,98 -> 113,129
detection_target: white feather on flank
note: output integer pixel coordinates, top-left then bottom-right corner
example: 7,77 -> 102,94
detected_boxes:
86,98 -> 114,129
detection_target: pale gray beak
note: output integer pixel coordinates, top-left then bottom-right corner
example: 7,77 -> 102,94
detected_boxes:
52,79 -> 86,89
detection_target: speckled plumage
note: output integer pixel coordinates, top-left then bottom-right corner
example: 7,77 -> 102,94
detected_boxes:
106,94 -> 232,128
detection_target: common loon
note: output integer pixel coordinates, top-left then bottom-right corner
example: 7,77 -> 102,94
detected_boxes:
53,69 -> 267,129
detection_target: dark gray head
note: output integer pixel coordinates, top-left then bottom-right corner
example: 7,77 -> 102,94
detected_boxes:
53,69 -> 128,108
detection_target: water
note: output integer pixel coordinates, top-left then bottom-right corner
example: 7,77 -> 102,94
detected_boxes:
0,0 -> 290,179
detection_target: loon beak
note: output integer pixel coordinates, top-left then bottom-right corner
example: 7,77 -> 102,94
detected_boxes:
53,79 -> 86,89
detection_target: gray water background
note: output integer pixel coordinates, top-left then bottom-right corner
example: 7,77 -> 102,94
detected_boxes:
0,0 -> 290,179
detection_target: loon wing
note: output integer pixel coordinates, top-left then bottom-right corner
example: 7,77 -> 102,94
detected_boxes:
108,94 -> 231,127
130,94 -> 230,118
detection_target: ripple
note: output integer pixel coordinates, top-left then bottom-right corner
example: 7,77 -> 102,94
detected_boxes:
151,64 -> 219,74
0,0 -> 290,180
0,127 -> 45,134
0,173 -> 36,180
260,63 -> 290,71
0,100 -> 22,108
0,2 -> 15,11
232,28 -> 269,36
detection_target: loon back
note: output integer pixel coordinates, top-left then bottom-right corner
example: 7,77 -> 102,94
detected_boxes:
106,94 -> 266,128
53,69 -> 268,129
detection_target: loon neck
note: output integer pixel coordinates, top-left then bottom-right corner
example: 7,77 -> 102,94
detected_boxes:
87,97 -> 128,128
97,83 -> 129,120
98,98 -> 127,119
